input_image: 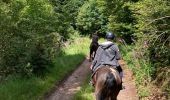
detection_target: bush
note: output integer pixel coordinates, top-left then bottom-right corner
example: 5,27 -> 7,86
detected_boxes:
76,0 -> 107,35
0,0 -> 61,77
126,0 -> 170,98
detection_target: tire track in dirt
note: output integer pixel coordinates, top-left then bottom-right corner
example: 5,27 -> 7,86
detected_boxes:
45,59 -> 91,100
45,59 -> 139,100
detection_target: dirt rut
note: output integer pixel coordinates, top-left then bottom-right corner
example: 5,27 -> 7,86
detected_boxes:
117,60 -> 139,100
46,59 -> 139,100
46,59 -> 90,100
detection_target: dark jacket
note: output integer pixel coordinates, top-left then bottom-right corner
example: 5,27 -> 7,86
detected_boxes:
91,41 -> 121,72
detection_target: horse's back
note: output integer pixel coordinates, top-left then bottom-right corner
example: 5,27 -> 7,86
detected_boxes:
96,66 -> 121,89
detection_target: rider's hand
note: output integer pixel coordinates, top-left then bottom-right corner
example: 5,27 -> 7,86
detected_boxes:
90,65 -> 93,70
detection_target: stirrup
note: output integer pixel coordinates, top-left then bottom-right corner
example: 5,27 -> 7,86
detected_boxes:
89,80 -> 95,86
120,85 -> 125,90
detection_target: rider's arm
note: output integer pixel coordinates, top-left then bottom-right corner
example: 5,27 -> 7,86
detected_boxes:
114,45 -> 121,60
90,55 -> 98,70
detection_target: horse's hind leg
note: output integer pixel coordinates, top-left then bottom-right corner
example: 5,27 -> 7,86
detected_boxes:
89,48 -> 93,62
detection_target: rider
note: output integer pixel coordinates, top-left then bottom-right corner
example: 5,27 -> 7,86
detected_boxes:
90,32 -> 123,89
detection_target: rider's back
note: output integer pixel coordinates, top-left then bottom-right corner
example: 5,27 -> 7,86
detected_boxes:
92,41 -> 120,72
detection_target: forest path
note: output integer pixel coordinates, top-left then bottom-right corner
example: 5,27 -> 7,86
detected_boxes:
45,59 -> 139,100
117,60 -> 139,100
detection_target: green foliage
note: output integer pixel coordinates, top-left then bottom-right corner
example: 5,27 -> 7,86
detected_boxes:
0,0 -> 86,77
76,0 -> 107,35
108,3 -> 136,44
73,75 -> 94,100
0,0 -> 61,76
0,0 -> 169,99
133,0 -> 170,79
49,0 -> 85,38
120,45 -> 152,98
0,37 -> 90,100
121,0 -> 170,98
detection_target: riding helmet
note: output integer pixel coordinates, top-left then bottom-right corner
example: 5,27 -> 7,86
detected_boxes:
106,32 -> 115,40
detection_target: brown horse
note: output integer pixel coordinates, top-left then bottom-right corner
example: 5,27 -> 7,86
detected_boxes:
92,66 -> 121,100
89,33 -> 99,61
89,41 -> 98,61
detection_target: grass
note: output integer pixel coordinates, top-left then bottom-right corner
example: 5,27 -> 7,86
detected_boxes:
0,37 -> 90,100
73,75 -> 95,100
120,45 -> 152,98
120,44 -> 170,99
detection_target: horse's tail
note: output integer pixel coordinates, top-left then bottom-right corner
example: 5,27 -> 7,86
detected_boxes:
100,72 -> 117,100
105,72 -> 116,90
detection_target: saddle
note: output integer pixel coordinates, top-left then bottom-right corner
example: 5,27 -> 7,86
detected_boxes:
91,65 -> 119,86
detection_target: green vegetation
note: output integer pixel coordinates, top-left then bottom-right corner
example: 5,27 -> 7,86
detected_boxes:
127,0 -> 170,99
0,0 -> 85,77
1,0 -> 61,77
120,45 -> 152,98
76,0 -> 107,34
73,75 -> 94,100
0,37 -> 90,100
0,0 -> 169,99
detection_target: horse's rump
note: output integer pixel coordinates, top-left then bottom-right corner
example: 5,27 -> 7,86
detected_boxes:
94,66 -> 121,100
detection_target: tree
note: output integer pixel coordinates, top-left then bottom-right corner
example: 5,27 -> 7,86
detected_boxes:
0,0 -> 61,76
76,0 -> 107,35
49,0 -> 85,38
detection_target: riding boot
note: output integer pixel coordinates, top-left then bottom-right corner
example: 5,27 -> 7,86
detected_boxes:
116,66 -> 125,90
89,79 -> 95,87
120,81 -> 125,90
89,70 -> 95,86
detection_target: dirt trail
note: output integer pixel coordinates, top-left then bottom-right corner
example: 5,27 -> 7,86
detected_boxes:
117,60 -> 139,100
45,59 -> 139,100
46,59 -> 91,100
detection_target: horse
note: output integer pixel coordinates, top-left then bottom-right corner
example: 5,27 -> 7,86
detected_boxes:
92,66 -> 122,100
89,34 -> 99,62
89,41 -> 98,61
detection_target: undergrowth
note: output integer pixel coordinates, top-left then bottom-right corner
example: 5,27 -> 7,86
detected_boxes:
0,37 -> 90,100
73,75 -> 94,100
120,45 -> 153,98
120,45 -> 169,99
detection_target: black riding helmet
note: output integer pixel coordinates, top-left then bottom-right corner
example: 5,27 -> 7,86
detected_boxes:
105,32 -> 115,40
